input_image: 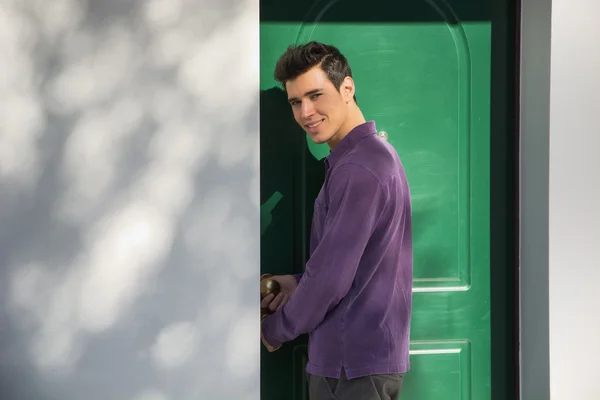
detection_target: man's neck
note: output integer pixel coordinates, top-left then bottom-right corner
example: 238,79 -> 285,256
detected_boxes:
328,106 -> 366,150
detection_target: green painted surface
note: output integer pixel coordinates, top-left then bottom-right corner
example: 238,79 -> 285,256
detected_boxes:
260,1 -> 491,399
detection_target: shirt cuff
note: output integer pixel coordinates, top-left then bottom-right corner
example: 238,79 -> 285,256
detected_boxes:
261,314 -> 282,352
293,273 -> 303,284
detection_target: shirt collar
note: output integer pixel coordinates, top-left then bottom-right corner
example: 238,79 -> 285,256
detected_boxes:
324,121 -> 377,170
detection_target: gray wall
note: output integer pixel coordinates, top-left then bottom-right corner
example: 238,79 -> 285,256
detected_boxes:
519,0 -> 551,398
0,1 -> 260,399
521,0 -> 600,398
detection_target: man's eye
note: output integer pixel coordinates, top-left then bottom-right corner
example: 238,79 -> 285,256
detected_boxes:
310,94 -> 321,100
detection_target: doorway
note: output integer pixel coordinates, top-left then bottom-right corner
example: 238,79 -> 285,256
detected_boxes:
259,0 -> 519,398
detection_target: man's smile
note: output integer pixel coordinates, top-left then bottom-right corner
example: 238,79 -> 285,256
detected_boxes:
305,119 -> 325,129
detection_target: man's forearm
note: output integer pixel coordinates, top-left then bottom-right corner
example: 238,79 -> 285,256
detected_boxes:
261,267 -> 356,346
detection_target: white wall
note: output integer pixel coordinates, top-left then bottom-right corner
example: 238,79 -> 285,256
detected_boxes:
548,0 -> 600,398
521,0 -> 600,398
0,0 -> 260,399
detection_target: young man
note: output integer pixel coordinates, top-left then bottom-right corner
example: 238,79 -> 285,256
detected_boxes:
260,41 -> 413,400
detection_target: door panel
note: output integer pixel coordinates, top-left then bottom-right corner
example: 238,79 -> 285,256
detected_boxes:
260,1 -> 491,399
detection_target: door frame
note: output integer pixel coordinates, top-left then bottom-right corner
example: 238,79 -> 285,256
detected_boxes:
259,0 -> 527,397
489,0 -> 522,398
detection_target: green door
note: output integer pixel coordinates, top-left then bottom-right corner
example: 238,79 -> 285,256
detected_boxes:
260,0 -> 492,399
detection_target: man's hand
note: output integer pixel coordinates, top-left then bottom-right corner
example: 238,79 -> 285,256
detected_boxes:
260,274 -> 298,314
260,274 -> 298,352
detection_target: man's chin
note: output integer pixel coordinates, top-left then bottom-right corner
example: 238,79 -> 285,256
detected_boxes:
307,132 -> 330,145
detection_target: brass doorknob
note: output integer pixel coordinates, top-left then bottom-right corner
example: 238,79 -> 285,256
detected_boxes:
261,278 -> 281,298
260,276 -> 281,319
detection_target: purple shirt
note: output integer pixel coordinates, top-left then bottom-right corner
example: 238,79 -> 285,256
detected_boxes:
262,121 -> 413,380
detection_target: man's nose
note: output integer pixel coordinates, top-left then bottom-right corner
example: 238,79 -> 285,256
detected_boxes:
300,101 -> 315,119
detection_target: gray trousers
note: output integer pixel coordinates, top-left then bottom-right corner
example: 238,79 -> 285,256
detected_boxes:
308,369 -> 404,400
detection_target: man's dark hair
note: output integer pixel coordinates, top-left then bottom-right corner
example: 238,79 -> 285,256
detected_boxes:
274,41 -> 357,103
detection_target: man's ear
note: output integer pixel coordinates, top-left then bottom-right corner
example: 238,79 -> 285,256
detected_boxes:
341,77 -> 355,102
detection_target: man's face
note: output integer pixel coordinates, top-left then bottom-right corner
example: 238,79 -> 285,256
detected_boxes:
285,66 -> 353,146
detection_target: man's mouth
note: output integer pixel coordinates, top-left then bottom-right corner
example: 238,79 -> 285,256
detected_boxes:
305,119 -> 324,129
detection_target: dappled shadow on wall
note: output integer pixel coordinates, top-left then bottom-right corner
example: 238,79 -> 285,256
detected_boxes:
0,0 -> 260,399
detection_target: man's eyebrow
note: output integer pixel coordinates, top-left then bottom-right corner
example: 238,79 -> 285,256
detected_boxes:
288,89 -> 323,103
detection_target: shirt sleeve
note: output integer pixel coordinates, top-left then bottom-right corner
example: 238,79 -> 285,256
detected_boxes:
261,162 -> 388,347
